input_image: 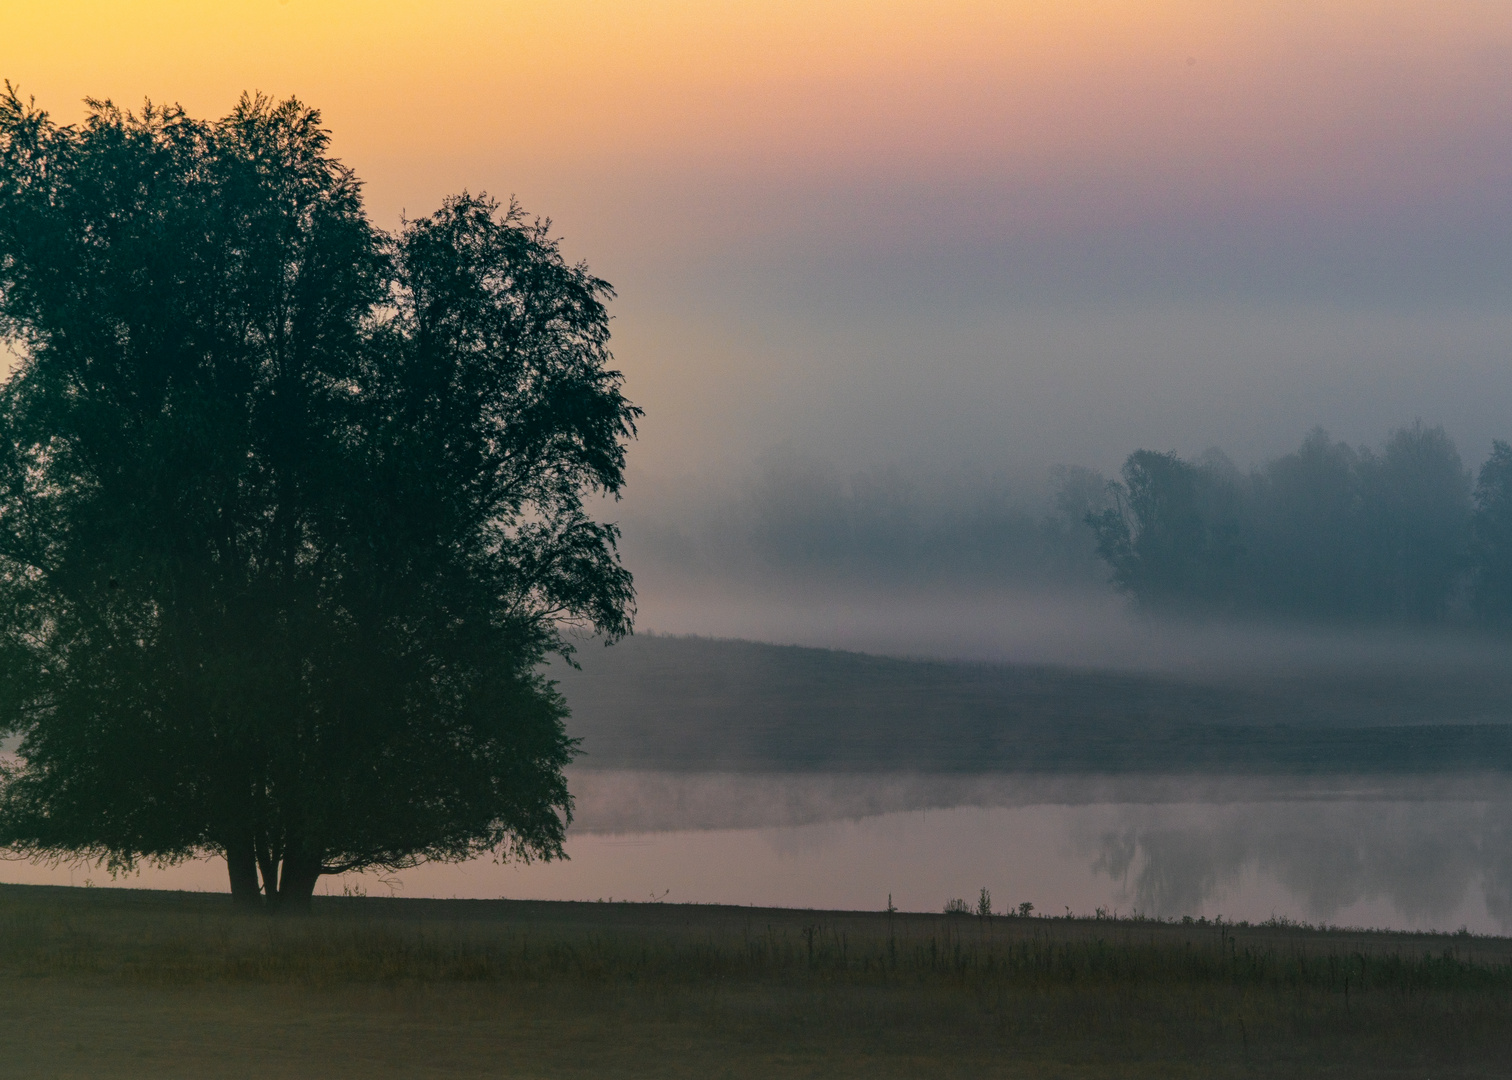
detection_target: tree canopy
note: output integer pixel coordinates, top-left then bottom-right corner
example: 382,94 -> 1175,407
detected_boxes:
1086,424 -> 1482,623
0,88 -> 638,908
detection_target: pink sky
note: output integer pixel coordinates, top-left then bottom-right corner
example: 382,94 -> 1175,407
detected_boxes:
7,2 -> 1512,506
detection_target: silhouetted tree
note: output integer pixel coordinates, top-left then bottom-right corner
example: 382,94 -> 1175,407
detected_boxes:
1087,449 -> 1244,610
1243,429 -> 1367,618
1354,423 -> 1470,621
1471,440 -> 1512,623
0,88 -> 637,908
1089,425 -> 1473,623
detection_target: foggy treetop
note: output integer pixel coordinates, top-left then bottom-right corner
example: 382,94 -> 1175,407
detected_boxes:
1090,424 -> 1512,625
626,424 -> 1512,630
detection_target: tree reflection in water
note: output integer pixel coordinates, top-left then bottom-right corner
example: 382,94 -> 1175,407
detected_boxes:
1084,798 -> 1512,929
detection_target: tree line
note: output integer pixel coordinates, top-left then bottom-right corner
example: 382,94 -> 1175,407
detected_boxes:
1086,423 -> 1512,624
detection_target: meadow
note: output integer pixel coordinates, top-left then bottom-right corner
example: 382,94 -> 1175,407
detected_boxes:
1,883 -> 1508,1078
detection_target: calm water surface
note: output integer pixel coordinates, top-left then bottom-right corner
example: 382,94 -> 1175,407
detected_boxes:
5,770 -> 1511,934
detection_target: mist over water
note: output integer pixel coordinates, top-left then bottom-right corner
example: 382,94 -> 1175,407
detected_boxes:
559,771 -> 1512,933
9,770 -> 1510,934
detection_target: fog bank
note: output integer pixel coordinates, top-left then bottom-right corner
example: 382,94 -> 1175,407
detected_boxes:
611,429 -> 1512,673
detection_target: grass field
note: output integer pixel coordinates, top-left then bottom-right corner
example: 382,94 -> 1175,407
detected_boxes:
556,634 -> 1512,774
1,884 -> 1509,1078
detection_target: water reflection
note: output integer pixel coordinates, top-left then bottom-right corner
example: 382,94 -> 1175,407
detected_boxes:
2,770 -> 1509,934
563,770 -> 1512,932
1083,799 -> 1512,929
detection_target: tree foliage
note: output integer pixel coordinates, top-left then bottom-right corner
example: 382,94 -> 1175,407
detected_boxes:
1472,441 -> 1512,625
1087,424 -> 1478,623
0,88 -> 638,907
1087,450 -> 1244,610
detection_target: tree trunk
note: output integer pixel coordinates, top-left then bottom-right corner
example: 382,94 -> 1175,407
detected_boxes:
255,839 -> 280,908
274,848 -> 323,913
225,836 -> 262,909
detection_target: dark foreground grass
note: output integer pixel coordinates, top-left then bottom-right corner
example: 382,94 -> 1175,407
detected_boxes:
1,884 -> 1509,1078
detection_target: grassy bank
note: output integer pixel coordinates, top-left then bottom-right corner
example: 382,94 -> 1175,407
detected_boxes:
1,884 -> 1509,1077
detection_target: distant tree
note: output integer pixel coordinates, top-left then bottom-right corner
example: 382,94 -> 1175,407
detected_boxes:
1086,449 -> 1244,610
1240,424 -> 1471,622
0,89 -> 638,908
1354,423 -> 1471,621
1471,440 -> 1512,623
1244,428 -> 1366,619
1089,425 -> 1476,624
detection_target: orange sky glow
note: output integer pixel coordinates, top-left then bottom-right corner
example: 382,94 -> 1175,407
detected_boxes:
6,3 -> 1512,483
8,2 -> 1511,228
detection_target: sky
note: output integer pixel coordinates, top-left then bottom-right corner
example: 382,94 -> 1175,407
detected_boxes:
7,1 -> 1512,649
